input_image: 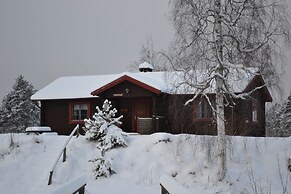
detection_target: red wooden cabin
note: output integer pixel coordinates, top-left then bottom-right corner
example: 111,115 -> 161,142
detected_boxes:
32,63 -> 272,136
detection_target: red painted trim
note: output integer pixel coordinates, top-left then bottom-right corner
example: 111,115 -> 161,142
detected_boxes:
91,75 -> 161,96
68,101 -> 91,124
244,74 -> 272,102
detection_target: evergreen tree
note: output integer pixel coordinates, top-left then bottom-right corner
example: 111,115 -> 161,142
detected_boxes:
266,102 -> 285,136
84,99 -> 127,150
84,99 -> 126,179
0,75 -> 40,133
281,92 -> 291,136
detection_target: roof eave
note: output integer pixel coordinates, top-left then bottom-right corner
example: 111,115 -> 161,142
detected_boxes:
91,75 -> 161,96
31,96 -> 99,101
243,74 -> 273,102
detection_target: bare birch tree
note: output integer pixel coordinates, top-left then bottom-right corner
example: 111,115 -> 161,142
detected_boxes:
169,0 -> 290,180
129,36 -> 169,71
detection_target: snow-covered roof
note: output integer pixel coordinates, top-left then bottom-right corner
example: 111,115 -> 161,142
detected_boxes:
31,72 -> 169,100
139,62 -> 154,70
31,68 -> 260,100
169,68 -> 260,94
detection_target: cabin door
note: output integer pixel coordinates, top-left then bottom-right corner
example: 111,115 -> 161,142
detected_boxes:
132,99 -> 150,132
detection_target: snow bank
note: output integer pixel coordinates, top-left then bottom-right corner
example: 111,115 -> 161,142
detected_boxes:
0,133 -> 291,194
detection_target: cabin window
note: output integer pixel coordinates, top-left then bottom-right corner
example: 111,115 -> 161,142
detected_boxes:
252,99 -> 258,122
69,102 -> 90,123
193,99 -> 213,121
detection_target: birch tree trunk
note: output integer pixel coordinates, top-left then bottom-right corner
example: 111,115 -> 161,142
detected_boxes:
169,0 -> 289,181
214,0 -> 227,181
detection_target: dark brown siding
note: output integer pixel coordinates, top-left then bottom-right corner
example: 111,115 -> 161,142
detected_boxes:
166,92 -> 267,136
39,77 -> 268,136
98,81 -> 156,132
41,98 -> 102,135
41,100 -> 70,134
99,80 -> 154,99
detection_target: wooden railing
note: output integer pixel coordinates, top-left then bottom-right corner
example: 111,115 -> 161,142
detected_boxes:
50,175 -> 86,194
48,125 -> 80,185
160,176 -> 191,194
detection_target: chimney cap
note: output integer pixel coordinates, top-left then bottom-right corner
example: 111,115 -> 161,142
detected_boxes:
139,62 -> 154,72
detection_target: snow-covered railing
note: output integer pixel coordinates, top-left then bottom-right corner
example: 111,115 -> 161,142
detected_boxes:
48,125 -> 80,185
50,175 -> 87,194
160,176 -> 191,194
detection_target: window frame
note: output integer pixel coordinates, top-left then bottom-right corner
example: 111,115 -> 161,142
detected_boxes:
193,98 -> 214,122
252,99 -> 259,123
69,102 -> 91,124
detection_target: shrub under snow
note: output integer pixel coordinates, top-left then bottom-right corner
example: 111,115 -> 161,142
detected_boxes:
84,99 -> 127,150
89,155 -> 115,178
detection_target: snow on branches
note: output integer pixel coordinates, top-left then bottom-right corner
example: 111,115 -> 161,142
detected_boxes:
84,99 -> 127,150
89,156 -> 115,178
0,75 -> 39,133
84,99 -> 127,179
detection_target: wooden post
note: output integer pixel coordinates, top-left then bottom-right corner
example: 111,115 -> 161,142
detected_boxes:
48,171 -> 53,185
63,147 -> 66,162
160,184 -> 170,194
72,184 -> 86,194
79,185 -> 85,194
153,96 -> 157,132
76,125 -> 80,138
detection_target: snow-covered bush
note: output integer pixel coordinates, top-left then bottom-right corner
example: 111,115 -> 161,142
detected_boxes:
84,100 -> 127,179
84,99 -> 127,150
89,155 -> 115,178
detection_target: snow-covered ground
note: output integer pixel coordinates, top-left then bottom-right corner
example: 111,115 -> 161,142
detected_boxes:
0,133 -> 291,194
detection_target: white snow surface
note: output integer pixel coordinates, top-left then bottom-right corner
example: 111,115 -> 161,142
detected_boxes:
31,72 -> 168,100
31,68 -> 259,100
25,126 -> 51,132
168,68 -> 259,94
0,133 -> 291,194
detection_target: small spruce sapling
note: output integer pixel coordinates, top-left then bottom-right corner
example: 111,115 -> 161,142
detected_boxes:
89,142 -> 115,178
84,99 -> 127,178
84,99 -> 127,150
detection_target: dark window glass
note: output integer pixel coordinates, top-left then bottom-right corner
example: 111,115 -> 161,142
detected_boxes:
72,104 -> 88,120
252,99 -> 258,122
195,100 -> 212,119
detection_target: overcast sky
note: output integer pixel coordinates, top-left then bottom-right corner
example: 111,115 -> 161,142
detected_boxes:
0,0 -> 290,101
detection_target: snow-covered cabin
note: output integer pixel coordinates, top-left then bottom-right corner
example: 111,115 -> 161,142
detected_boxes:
31,64 -> 272,136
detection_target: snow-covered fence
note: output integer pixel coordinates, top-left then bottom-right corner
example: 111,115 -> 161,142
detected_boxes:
160,176 -> 191,194
48,125 -> 80,185
50,175 -> 87,194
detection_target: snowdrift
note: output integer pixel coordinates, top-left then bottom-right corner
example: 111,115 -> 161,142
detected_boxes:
0,133 -> 290,194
